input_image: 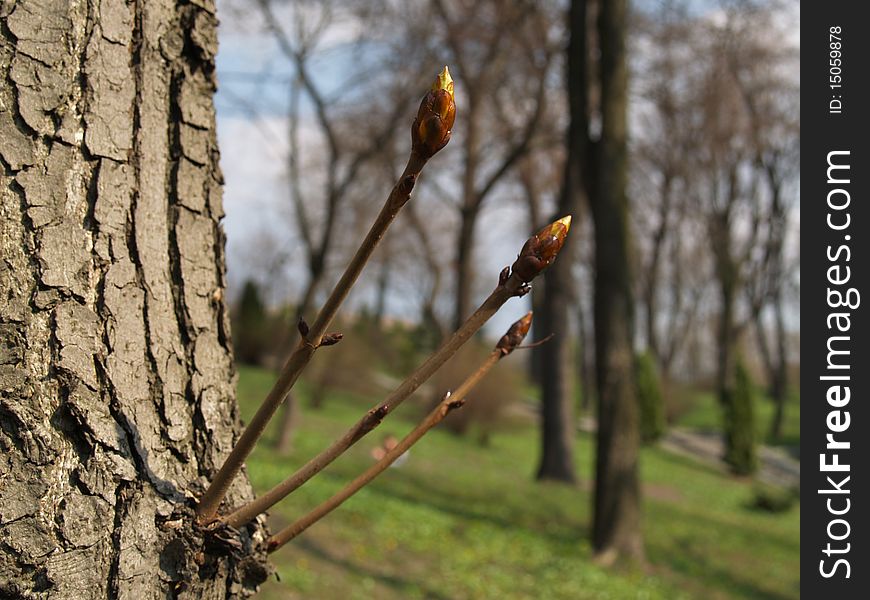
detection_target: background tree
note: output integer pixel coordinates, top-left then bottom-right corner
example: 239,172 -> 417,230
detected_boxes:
533,0 -> 587,483
430,0 -> 557,330
253,0 -> 423,320
589,0 -> 644,562
233,279 -> 271,365
683,3 -> 798,473
730,13 -> 799,442
636,351 -> 666,444
0,0 -> 268,596
631,4 -> 706,392
538,0 -> 644,559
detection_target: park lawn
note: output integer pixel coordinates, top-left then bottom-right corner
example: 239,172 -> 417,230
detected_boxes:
236,365 -> 799,600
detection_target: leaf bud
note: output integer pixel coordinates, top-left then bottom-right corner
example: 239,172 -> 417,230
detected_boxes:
510,216 -> 572,282
496,312 -> 533,355
411,66 -> 456,159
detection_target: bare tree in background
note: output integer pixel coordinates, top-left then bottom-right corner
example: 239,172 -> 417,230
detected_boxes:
223,0 -> 436,448
254,0 -> 424,320
533,0 -> 587,484
631,5 -> 707,390
537,0 -> 646,560
673,1 -> 797,466
728,9 -> 799,442
685,9 -> 766,474
430,0 -> 558,330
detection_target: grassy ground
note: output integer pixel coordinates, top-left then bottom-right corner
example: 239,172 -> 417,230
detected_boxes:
237,365 -> 799,600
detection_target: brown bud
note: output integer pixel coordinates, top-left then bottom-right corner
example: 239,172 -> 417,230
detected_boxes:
319,332 -> 344,347
297,317 -> 310,338
510,216 -> 572,282
411,66 -> 455,159
496,311 -> 533,355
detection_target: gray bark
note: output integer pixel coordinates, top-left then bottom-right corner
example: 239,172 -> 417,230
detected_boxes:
0,0 -> 270,597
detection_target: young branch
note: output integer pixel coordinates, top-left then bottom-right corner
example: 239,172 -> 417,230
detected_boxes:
196,68 -> 457,523
220,217 -> 571,530
266,312 -> 534,552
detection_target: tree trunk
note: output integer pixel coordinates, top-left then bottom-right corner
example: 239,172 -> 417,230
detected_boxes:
0,1 -> 269,596
534,0 -> 590,484
453,205 -> 479,331
296,256 -> 325,323
590,0 -> 644,564
643,174 -> 673,358
767,294 -> 788,441
373,241 -> 391,329
577,293 -> 594,411
453,92 -> 480,331
710,196 -> 756,473
536,242 -> 578,483
275,394 -> 299,455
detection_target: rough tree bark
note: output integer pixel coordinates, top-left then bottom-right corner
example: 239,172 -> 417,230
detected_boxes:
590,0 -> 644,564
0,1 -> 269,597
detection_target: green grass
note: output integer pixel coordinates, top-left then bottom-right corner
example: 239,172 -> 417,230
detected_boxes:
236,365 -> 799,600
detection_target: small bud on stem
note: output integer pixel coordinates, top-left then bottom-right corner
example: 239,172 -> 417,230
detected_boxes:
411,66 -> 456,160
511,216 -> 572,282
496,311 -> 533,355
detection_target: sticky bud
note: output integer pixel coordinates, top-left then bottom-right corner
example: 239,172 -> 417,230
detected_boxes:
511,216 -> 572,282
496,312 -> 533,355
412,66 -> 456,159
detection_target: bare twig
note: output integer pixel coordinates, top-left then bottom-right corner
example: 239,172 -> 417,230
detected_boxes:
220,218 -> 571,530
266,312 -> 534,552
196,68 -> 457,523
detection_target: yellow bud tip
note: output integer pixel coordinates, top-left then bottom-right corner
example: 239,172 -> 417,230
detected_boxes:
539,215 -> 571,247
434,66 -> 454,99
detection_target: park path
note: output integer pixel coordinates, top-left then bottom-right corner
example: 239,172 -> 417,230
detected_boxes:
660,428 -> 800,488
578,416 -> 801,489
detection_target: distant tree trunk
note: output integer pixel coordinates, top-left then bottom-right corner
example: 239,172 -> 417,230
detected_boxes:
534,0 -> 589,484
708,168 -> 757,474
275,393 -> 300,455
296,256 -> 325,323
765,294 -> 789,441
643,174 -> 673,359
590,0 -> 644,564
519,158 -> 547,386
750,165 -> 789,443
406,200 -> 447,347
577,287 -> 594,411
374,238 -> 392,328
453,93 -> 481,331
0,1 -> 269,596
536,239 -> 579,483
